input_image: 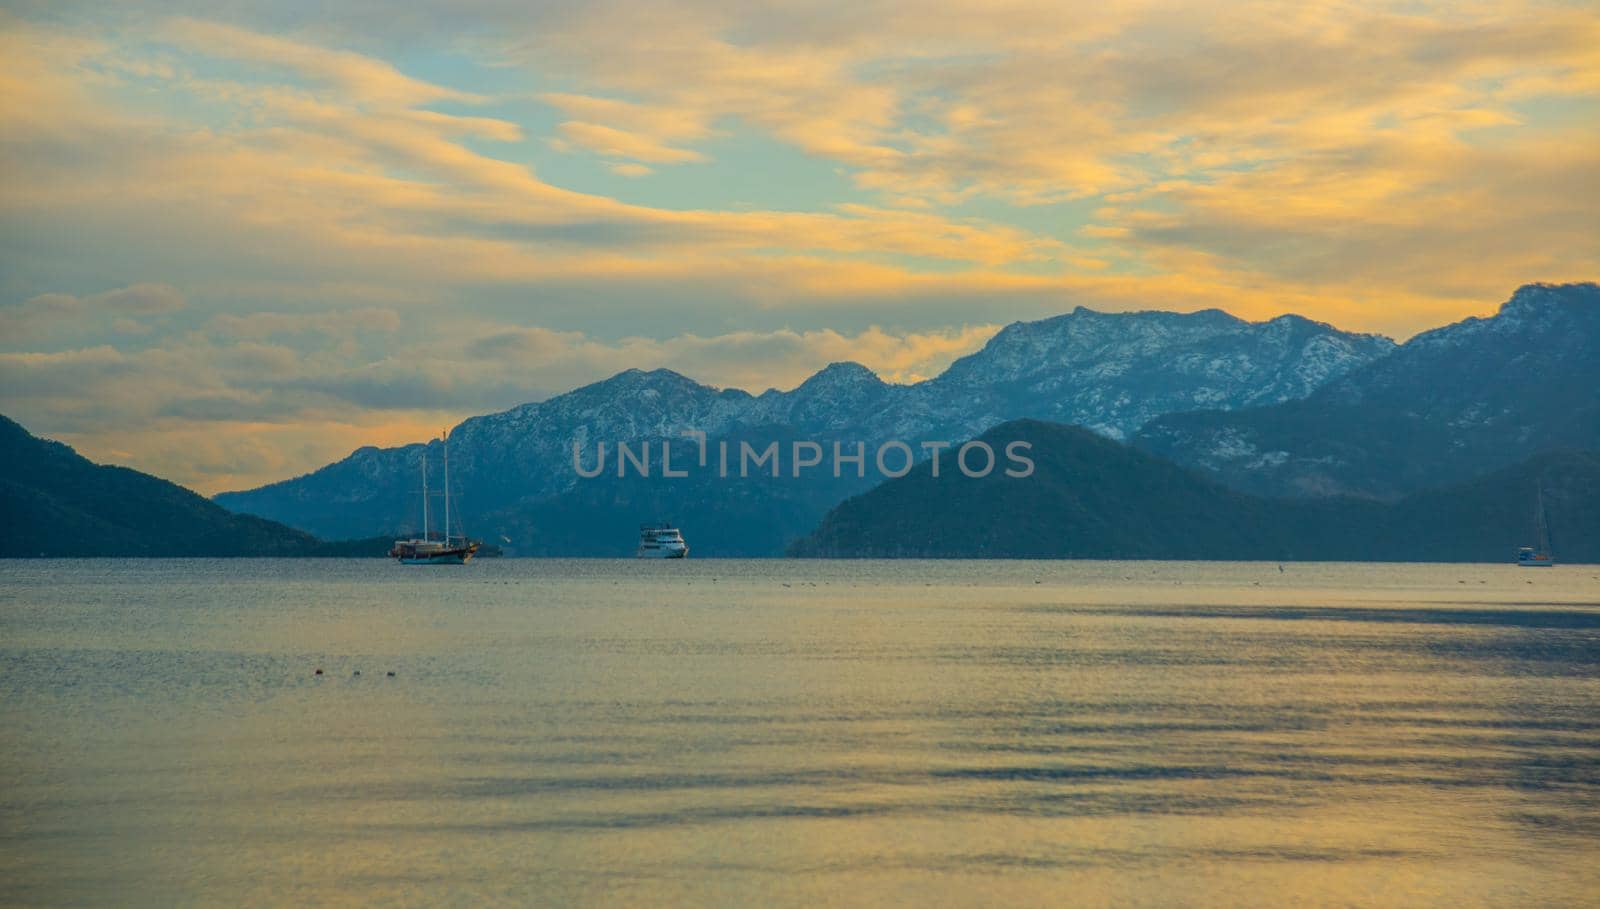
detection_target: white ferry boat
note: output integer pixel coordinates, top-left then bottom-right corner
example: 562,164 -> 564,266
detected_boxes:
637,523 -> 688,559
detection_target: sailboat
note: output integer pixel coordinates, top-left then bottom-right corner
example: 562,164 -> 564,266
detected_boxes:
1516,482 -> 1554,568
390,431 -> 480,565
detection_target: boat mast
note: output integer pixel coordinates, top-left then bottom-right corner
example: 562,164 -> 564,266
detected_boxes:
421,452 -> 430,542
443,430 -> 451,545
1536,482 -> 1551,555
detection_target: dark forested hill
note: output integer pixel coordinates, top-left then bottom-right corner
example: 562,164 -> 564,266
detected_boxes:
0,415 -> 386,557
791,420 -> 1600,563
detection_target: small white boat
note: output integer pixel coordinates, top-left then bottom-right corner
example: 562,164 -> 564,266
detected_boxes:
1516,547 -> 1553,567
1516,484 -> 1554,568
637,523 -> 688,558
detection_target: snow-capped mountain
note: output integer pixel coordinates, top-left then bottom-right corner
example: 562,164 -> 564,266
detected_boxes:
885,306 -> 1394,441
216,368 -> 754,541
742,362 -> 900,431
215,303 -> 1396,543
1135,283 -> 1600,498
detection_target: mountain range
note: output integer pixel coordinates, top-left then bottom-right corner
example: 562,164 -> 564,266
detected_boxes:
216,303 -> 1398,551
12,281 -> 1587,560
1136,283 -> 1600,498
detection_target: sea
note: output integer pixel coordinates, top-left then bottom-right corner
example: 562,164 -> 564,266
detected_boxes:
1,559 -> 1597,907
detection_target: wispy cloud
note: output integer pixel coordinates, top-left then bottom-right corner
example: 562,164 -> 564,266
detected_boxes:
0,283 -> 186,343
164,17 -> 485,107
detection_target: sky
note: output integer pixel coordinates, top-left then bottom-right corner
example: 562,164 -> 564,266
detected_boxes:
1,0 -> 1596,493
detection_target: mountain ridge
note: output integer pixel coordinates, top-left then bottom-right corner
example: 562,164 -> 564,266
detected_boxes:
1134,282 -> 1600,499
216,301 -> 1399,542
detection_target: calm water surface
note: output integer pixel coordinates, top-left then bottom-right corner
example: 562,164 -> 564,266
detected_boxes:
1,559 -> 1598,906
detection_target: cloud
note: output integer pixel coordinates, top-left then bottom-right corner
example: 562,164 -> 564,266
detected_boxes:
0,15 -> 1069,298
454,321 -> 1002,390
13,7 -> 1588,320
544,92 -> 713,166
1120,126 -> 1600,303
0,283 -> 185,344
164,17 -> 484,107
91,283 -> 187,315
551,121 -> 708,164
207,307 -> 402,340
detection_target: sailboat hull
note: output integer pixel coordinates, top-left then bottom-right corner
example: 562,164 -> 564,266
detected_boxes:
398,548 -> 475,565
